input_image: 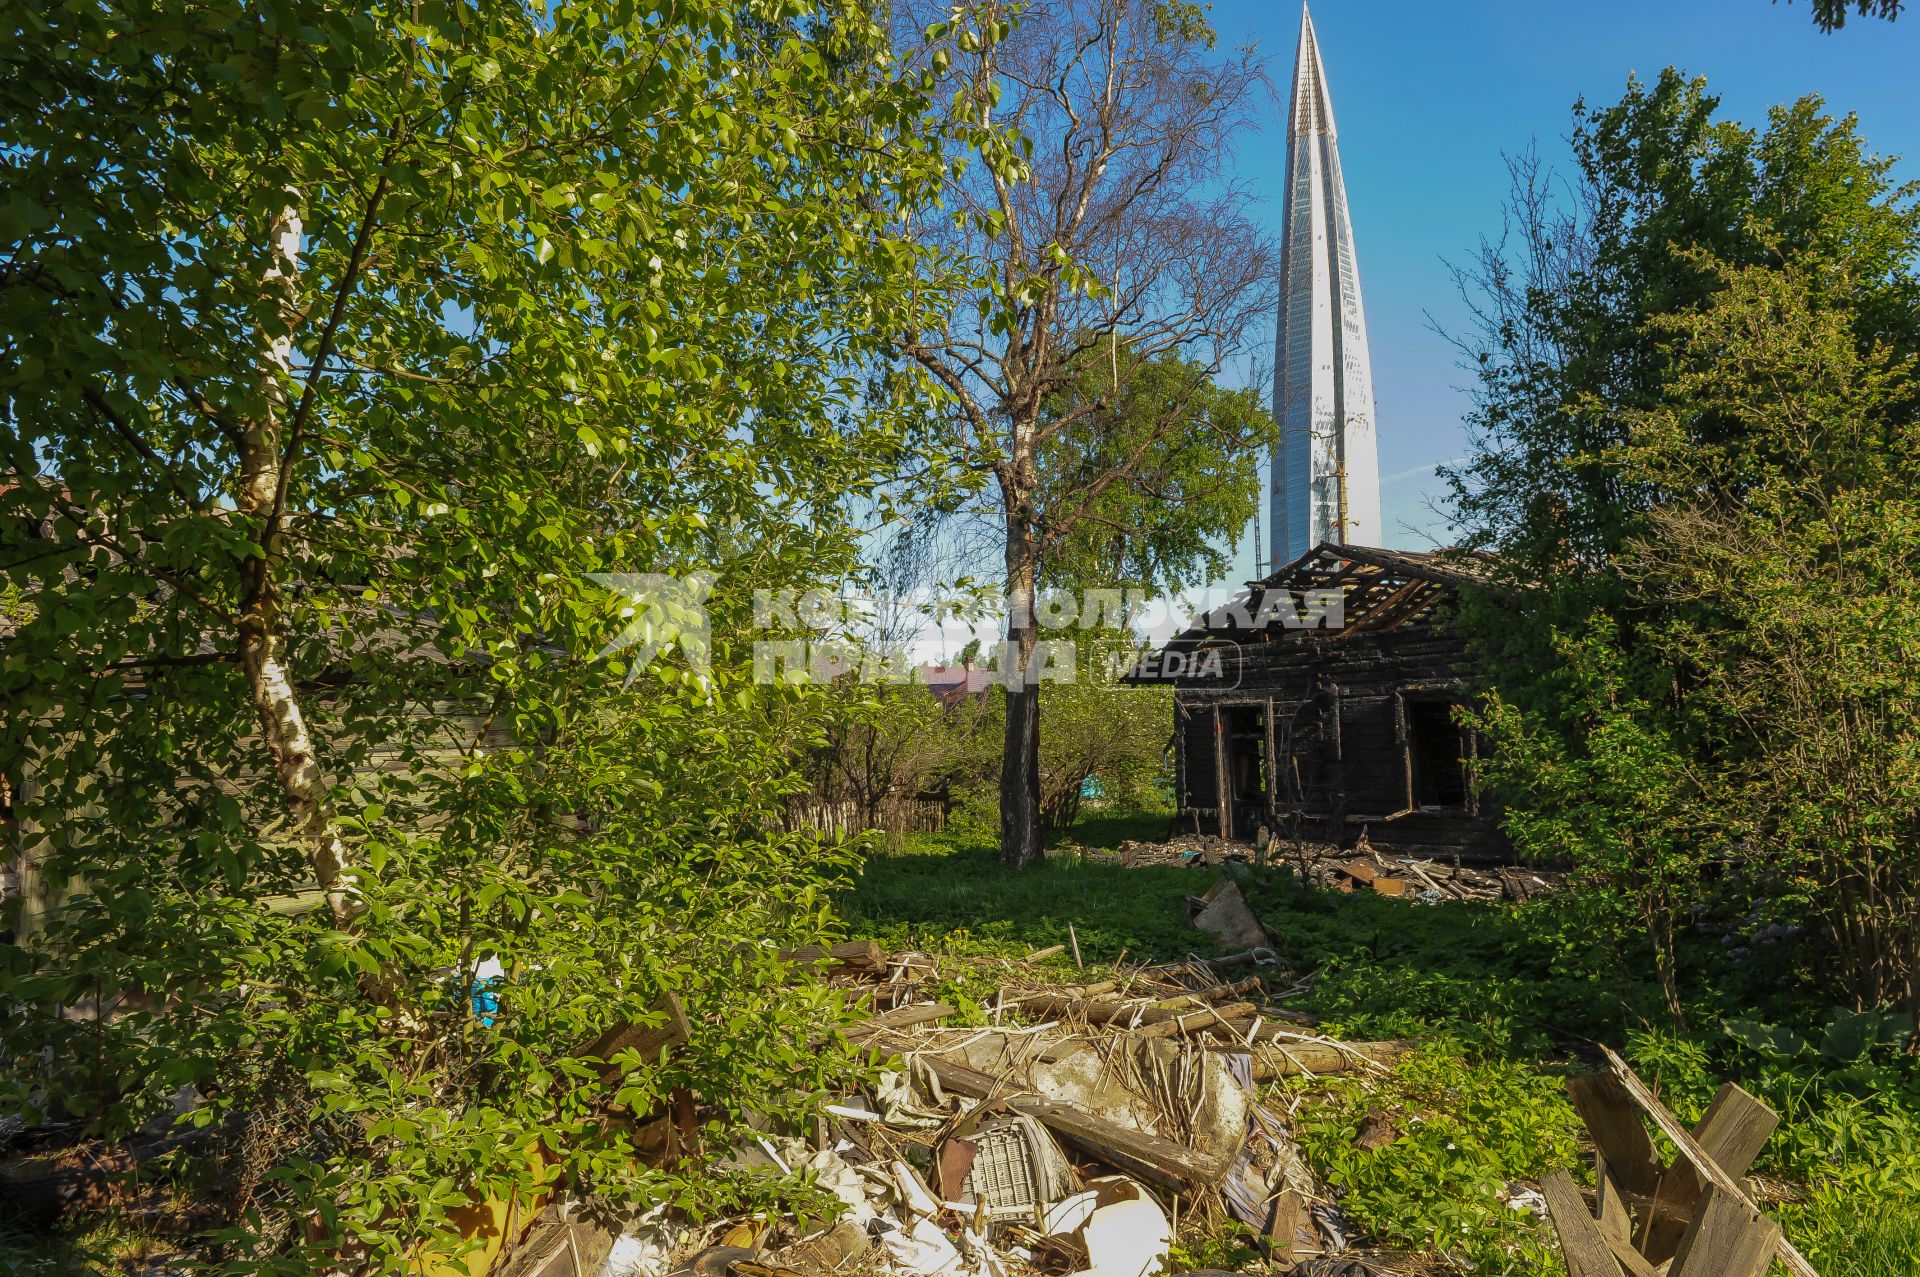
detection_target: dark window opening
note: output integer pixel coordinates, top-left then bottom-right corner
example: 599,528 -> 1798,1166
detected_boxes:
1224,706 -> 1267,803
1407,699 -> 1467,809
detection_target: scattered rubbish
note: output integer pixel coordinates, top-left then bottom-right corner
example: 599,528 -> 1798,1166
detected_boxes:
1099,835 -> 1565,904
951,1114 -> 1078,1223
598,1209 -> 684,1277
1042,1177 -> 1169,1277
1187,877 -> 1270,951
1501,1184 -> 1546,1219
480,943 -> 1422,1277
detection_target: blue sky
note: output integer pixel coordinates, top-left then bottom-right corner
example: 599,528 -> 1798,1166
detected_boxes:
1203,0 -> 1920,587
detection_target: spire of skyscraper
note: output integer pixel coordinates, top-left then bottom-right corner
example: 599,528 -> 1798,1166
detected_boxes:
1270,4 -> 1381,570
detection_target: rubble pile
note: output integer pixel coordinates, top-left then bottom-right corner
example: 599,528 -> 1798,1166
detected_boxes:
508,930 -> 1412,1277
1100,835 -> 1562,905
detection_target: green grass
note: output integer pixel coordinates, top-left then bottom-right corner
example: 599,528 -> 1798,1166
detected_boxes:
837,819 -> 1920,1277
1051,806 -> 1178,850
1785,1185 -> 1920,1276
840,828 -> 1206,966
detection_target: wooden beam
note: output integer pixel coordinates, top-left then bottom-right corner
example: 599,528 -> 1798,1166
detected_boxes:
579,991 -> 692,1080
1639,1081 -> 1779,1260
776,939 -> 888,976
1540,1168 -> 1626,1277
843,1001 -> 955,1043
1214,706 -> 1230,838
1567,1075 -> 1663,1197
916,1055 -> 1226,1193
1594,1159 -> 1634,1243
1225,1039 -> 1410,1081
1602,1048 -> 1817,1277
1604,1229 -> 1660,1277
1668,1184 -> 1782,1277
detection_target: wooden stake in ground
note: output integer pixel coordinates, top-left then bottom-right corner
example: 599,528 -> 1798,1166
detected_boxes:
1068,924 -> 1083,970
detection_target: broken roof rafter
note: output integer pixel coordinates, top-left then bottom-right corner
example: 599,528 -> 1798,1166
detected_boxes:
1155,542 -> 1493,655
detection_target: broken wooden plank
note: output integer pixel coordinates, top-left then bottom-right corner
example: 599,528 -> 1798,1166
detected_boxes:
1157,975 -> 1264,1008
1567,1074 -> 1663,1197
916,1054 -> 1226,1193
777,940 -> 888,976
1603,1229 -> 1660,1277
1601,1047 -> 1817,1277
1006,1097 -> 1228,1193
493,1204 -> 619,1277
1667,1184 -> 1781,1277
1540,1168 -> 1626,1277
579,991 -> 692,1080
843,1001 -> 956,1043
1639,1081 -> 1779,1261
1220,1039 -> 1411,1081
1011,992 -> 1252,1035
1134,1000 -> 1257,1039
1593,1158 -> 1634,1244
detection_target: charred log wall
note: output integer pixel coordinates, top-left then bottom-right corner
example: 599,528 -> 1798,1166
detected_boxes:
1169,623 -> 1507,861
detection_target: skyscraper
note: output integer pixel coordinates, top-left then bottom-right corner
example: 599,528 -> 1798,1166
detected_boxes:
1270,4 -> 1381,570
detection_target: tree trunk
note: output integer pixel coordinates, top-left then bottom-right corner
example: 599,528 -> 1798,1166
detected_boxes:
1001,477 -> 1044,870
234,205 -> 356,929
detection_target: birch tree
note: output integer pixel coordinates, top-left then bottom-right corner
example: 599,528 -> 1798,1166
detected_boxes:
902,0 -> 1275,867
0,0 -> 962,1264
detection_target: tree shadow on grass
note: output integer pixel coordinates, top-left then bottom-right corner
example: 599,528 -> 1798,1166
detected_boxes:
839,831 -> 1209,965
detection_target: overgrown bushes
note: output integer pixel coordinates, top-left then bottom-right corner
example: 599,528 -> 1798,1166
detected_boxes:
0,0 -> 975,1267
1447,71 -> 1920,1030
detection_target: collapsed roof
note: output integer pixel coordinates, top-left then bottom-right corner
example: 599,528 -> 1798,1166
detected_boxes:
1136,542 -> 1495,668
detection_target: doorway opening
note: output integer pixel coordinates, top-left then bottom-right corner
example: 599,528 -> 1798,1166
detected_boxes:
1406,699 -> 1467,809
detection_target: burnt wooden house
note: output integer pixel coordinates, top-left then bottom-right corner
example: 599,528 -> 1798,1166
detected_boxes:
1131,543 -> 1505,860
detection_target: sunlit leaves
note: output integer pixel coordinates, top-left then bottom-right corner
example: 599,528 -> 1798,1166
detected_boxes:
1,0 -> 962,1267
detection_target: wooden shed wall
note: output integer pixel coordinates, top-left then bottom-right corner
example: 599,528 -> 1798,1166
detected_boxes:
1170,623 -> 1507,860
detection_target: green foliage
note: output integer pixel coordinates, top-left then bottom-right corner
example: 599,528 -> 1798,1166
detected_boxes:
970,681 -> 1175,834
1780,1185 -> 1920,1277
1240,875 -> 1665,1058
1037,348 -> 1275,594
1285,1044 -> 1581,1276
0,0 -> 974,1267
1446,71 -> 1920,1023
1799,0 -> 1905,31
805,680 -> 962,824
1726,1006 -> 1917,1066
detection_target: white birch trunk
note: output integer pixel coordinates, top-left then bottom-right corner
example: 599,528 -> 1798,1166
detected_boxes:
234,205 -> 356,928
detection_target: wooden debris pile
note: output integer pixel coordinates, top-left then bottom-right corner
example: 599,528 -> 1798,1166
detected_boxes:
1543,1048 -> 1819,1277
816,945 -> 1412,1268
1097,833 -> 1562,905
497,942 -> 1414,1277
1106,834 -> 1245,868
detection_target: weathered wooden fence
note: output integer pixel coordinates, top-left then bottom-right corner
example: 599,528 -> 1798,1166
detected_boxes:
784,795 -> 947,838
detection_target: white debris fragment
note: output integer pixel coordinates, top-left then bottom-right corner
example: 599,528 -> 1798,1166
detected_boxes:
1503,1184 -> 1548,1218
595,1208 -> 681,1277
1042,1177 -> 1170,1277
